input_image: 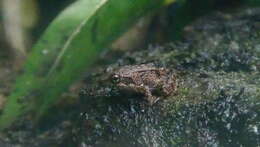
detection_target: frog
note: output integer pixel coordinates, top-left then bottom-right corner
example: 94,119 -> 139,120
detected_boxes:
112,63 -> 177,105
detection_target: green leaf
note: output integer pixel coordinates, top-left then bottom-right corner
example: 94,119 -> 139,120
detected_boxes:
0,0 -> 169,130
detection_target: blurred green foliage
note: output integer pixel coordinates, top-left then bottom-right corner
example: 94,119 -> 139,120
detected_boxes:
0,0 -> 169,130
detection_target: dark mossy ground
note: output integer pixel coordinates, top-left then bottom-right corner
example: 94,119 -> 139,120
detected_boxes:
1,7 -> 259,147
73,7 -> 260,147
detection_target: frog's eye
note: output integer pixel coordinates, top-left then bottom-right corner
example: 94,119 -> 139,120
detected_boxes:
112,74 -> 120,83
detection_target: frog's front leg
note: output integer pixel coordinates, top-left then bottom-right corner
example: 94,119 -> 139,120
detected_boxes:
138,85 -> 159,105
117,83 -> 158,105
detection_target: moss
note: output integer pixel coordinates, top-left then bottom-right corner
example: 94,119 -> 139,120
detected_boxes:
75,7 -> 260,146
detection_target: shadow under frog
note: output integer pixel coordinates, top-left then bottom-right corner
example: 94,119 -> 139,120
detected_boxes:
112,64 -> 177,105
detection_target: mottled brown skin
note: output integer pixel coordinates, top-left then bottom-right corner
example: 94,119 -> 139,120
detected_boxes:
112,64 -> 177,105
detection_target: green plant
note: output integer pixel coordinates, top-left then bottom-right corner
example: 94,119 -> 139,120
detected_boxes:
0,0 -> 175,130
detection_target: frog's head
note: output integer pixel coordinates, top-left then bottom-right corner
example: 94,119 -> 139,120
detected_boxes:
112,73 -> 134,85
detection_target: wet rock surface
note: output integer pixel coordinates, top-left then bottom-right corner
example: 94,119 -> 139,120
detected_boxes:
76,7 -> 260,147
1,7 -> 260,147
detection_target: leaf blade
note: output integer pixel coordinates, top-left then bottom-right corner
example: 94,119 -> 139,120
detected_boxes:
0,0 -> 166,130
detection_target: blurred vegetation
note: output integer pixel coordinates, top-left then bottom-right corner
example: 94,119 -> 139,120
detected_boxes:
0,0 -> 171,130
32,0 -> 76,41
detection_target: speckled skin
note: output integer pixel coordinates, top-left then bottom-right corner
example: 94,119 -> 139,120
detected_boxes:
112,64 -> 177,104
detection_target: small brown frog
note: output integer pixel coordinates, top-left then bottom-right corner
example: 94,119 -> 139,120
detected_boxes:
112,64 -> 177,105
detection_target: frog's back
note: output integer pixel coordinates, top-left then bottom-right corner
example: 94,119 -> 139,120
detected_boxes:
119,64 -> 157,74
